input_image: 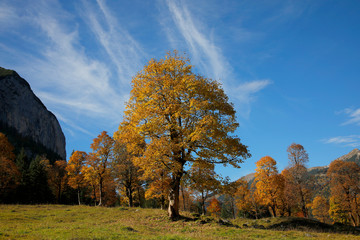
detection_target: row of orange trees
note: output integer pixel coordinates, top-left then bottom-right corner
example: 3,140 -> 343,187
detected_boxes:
1,125 -> 360,225
244,143 -> 360,226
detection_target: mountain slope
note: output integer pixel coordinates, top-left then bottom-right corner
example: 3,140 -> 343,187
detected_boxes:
0,66 -> 66,160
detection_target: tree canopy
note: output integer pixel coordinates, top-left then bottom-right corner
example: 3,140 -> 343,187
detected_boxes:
115,51 -> 249,219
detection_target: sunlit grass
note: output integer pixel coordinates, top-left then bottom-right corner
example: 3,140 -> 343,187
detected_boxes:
0,205 -> 359,239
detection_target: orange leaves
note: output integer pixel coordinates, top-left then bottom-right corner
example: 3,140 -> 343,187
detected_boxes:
90,131 -> 114,160
86,131 -> 114,206
0,132 -> 15,161
287,143 -> 309,167
0,156 -> 20,191
0,133 -> 20,192
254,156 -> 284,217
327,160 -> 360,226
207,198 -> 221,217
66,151 -> 87,190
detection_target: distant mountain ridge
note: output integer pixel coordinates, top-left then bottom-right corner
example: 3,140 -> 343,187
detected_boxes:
333,148 -> 360,164
0,66 -> 66,160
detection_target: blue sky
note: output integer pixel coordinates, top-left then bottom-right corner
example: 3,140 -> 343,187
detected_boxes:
1,0 -> 359,180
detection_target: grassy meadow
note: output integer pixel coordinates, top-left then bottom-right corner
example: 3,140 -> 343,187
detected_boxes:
0,205 -> 359,240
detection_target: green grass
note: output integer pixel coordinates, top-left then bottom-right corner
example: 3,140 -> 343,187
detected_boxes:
0,205 -> 359,239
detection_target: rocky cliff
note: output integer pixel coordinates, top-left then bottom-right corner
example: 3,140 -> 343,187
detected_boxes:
0,67 -> 66,160
334,148 -> 360,164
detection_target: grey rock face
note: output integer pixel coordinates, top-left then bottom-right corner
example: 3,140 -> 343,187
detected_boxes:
0,67 -> 66,159
334,148 -> 360,163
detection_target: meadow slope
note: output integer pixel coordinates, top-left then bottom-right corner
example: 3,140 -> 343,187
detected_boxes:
0,205 -> 359,240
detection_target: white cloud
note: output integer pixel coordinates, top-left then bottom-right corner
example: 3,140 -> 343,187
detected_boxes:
81,0 -> 145,85
323,135 -> 360,148
26,2 -> 124,120
0,0 -> 147,132
161,0 -> 271,118
233,79 -> 272,103
53,111 -> 93,136
230,79 -> 272,118
164,0 -> 229,81
341,108 -> 360,126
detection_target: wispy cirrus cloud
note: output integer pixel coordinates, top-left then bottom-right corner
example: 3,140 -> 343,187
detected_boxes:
81,0 -> 145,84
340,108 -> 360,126
0,0 -> 144,135
25,1 -> 123,120
164,0 -> 229,81
160,0 -> 271,117
323,135 -> 360,148
322,107 -> 360,148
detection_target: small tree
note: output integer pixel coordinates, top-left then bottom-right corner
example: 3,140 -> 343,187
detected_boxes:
87,131 -> 114,206
287,143 -> 309,167
221,177 -> 241,219
66,151 -> 87,205
43,159 -> 67,203
286,143 -> 312,217
112,141 -> 142,207
189,161 -> 221,215
279,168 -> 298,216
254,156 -> 284,217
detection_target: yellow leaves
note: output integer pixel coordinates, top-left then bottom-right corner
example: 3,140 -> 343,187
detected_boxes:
115,50 -> 249,216
254,156 -> 284,216
66,151 -> 87,189
311,196 -> 330,223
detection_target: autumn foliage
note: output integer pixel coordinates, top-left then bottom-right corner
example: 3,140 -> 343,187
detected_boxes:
207,198 -> 221,217
254,156 -> 284,217
0,133 -> 20,197
327,160 -> 360,226
114,51 -> 249,219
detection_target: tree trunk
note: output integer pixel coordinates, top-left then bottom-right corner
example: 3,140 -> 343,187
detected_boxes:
299,187 -> 308,218
270,205 -> 276,217
231,197 -> 236,219
201,192 -> 206,215
160,195 -> 165,210
137,186 -> 142,207
92,185 -> 97,206
126,187 -> 133,207
350,212 -> 357,227
168,173 -> 182,220
181,183 -> 186,211
57,182 -> 62,204
77,186 -> 81,205
98,178 -> 103,206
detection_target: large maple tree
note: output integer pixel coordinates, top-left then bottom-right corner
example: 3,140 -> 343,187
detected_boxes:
115,51 -> 249,219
